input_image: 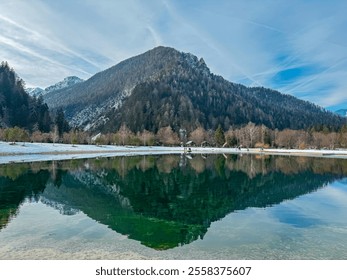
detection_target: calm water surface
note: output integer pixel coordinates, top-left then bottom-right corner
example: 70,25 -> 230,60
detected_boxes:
0,154 -> 347,259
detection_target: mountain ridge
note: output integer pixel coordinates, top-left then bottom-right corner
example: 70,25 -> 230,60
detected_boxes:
45,76 -> 84,94
26,76 -> 84,97
44,46 -> 207,129
43,46 -> 345,133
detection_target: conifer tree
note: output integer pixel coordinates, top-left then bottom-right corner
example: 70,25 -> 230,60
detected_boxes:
214,124 -> 225,147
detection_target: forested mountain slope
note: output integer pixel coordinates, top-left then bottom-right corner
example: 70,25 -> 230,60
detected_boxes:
0,62 -> 51,132
43,46 -> 344,133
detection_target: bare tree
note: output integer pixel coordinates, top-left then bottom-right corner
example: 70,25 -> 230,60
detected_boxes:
327,132 -> 337,149
52,125 -> 59,144
245,122 -> 258,148
338,132 -> 347,148
156,126 -> 180,146
189,127 -> 206,146
276,129 -> 298,148
139,129 -> 155,146
114,124 -> 133,145
295,130 -> 309,149
31,131 -> 44,143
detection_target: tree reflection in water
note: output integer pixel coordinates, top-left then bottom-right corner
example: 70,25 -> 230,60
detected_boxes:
1,154 -> 347,250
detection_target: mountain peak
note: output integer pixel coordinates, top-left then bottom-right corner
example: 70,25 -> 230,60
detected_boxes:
135,46 -> 209,73
26,87 -> 45,97
63,76 -> 84,83
26,76 -> 84,97
147,45 -> 179,55
45,76 -> 84,94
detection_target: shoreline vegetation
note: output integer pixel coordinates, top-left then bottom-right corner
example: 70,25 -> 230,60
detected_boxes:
1,141 -> 347,165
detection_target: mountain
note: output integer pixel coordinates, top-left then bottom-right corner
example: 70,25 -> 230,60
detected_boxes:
0,61 -> 51,132
45,76 -> 84,94
26,76 -> 83,97
335,109 -> 347,117
43,46 -> 345,132
44,47 -> 191,130
26,87 -> 45,97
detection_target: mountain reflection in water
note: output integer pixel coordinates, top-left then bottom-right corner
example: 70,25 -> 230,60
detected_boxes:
1,154 -> 347,250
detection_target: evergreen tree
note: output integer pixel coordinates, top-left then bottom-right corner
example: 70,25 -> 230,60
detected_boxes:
54,108 -> 70,137
214,125 -> 225,147
0,61 -> 52,132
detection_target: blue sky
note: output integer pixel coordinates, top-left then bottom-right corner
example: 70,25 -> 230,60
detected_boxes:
1,0 -> 347,111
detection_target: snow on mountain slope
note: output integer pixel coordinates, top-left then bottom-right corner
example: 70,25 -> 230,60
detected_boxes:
26,76 -> 84,97
43,46 -> 345,133
45,76 -> 84,94
26,87 -> 45,97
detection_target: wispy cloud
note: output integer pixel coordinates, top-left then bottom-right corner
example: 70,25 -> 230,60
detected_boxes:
0,0 -> 346,109
0,11 -> 99,86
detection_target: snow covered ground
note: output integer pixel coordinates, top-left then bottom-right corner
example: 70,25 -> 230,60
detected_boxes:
0,142 -> 183,164
1,141 -> 347,164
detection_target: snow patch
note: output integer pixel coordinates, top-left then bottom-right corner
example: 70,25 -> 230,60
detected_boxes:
2,141 -> 347,165
45,76 -> 84,93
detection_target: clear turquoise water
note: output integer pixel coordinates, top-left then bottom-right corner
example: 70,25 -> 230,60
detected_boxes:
0,155 -> 346,259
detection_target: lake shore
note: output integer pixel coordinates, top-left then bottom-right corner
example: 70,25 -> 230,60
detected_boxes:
1,141 -> 347,164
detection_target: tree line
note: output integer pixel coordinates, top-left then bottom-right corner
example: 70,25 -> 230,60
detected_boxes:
0,61 -> 71,141
2,122 -> 347,150
0,62 -> 51,132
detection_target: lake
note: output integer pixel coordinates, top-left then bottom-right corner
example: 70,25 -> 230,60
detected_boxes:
0,154 -> 347,259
